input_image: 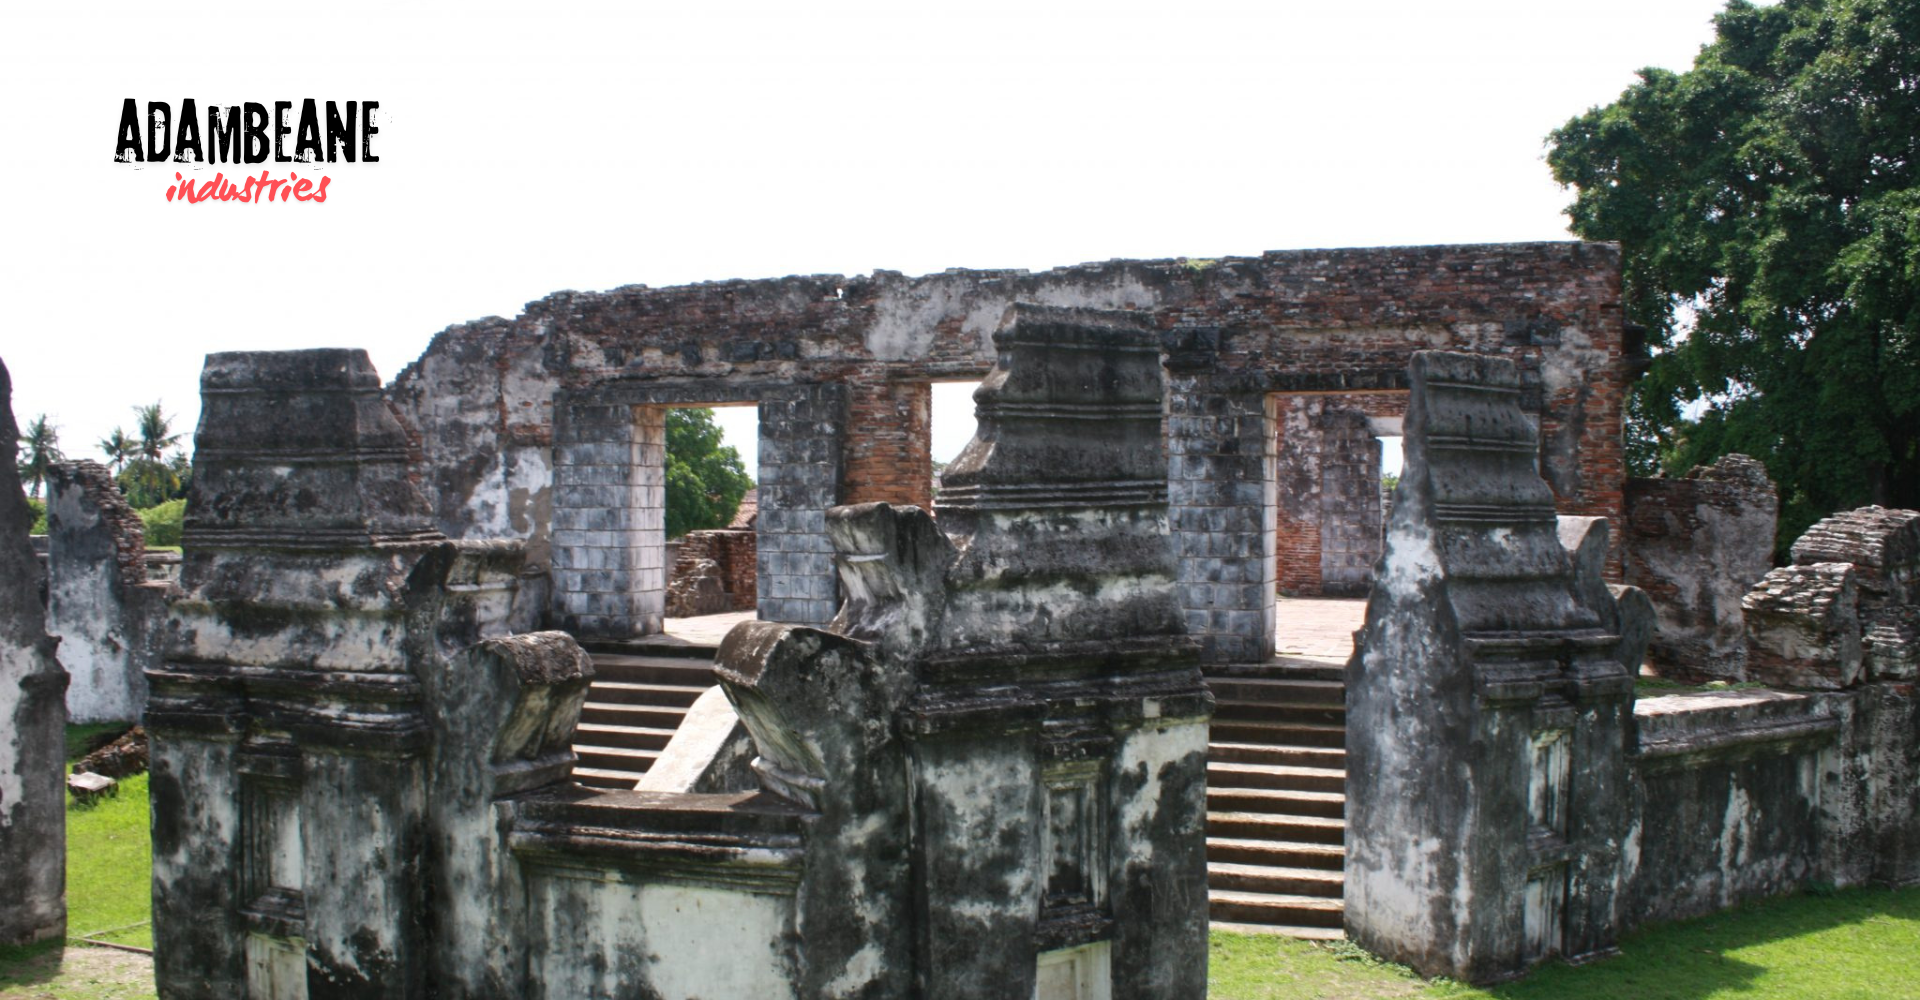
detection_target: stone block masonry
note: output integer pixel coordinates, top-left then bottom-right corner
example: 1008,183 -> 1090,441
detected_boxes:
0,356 -> 69,947
550,402 -> 665,637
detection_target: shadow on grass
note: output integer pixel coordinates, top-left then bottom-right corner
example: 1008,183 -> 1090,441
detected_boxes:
1465,886 -> 1919,1000
0,938 -> 65,991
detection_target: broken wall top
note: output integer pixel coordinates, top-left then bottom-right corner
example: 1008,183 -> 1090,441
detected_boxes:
46,460 -> 147,590
1790,506 -> 1920,604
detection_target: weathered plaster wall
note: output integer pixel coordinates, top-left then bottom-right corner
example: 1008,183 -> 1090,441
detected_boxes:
45,460 -> 169,723
0,356 -> 69,946
1624,454 -> 1778,681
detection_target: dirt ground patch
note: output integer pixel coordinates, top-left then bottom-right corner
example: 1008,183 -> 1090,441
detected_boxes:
0,944 -> 155,1000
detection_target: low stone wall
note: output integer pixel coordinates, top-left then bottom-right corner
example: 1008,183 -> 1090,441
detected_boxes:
668,529 -> 756,613
1625,681 -> 1917,926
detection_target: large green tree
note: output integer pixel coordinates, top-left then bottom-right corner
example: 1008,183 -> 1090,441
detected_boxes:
664,408 -> 754,539
1548,0 -> 1920,551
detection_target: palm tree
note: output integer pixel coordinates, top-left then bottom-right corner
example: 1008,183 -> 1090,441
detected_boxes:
17,414 -> 62,498
135,402 -> 182,463
123,402 -> 185,506
99,427 -> 136,474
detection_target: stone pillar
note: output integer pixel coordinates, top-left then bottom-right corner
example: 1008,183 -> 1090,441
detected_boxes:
149,349 -> 453,1000
1167,378 -> 1276,664
1344,351 -> 1645,984
921,304 -> 1212,998
550,400 -> 666,637
756,382 -> 846,625
46,460 -> 168,723
0,356 -> 69,947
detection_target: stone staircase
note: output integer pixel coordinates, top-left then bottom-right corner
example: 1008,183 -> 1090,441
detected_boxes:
1204,658 -> 1349,938
568,638 -> 1351,938
571,640 -> 719,789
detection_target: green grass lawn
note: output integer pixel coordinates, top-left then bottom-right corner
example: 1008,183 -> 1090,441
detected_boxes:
1209,885 -> 1920,1000
4,724 -> 1917,999
0,727 -> 153,1000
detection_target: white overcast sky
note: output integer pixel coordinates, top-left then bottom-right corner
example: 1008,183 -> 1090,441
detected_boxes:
1,0 -> 1733,475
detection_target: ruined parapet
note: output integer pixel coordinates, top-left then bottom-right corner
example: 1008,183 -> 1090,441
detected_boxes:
147,348 -> 532,1000
0,357 -> 70,946
45,460 -> 170,722
1624,453 -> 1778,681
1345,351 -> 1644,983
1742,506 -> 1920,687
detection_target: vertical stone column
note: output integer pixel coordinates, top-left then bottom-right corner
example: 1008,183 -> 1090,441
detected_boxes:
0,356 -> 68,947
551,399 -> 665,637
1344,351 -> 1642,984
1167,378 -> 1276,663
756,383 -> 846,625
1317,410 -> 1384,596
149,349 -> 449,1000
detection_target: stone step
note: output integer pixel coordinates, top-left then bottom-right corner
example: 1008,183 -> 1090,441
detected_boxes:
575,723 -> 680,753
1207,811 -> 1346,845
589,655 -> 718,687
573,765 -> 645,790
1207,861 -> 1344,898
578,637 -> 720,660
580,680 -> 710,708
1207,677 -> 1346,706
1206,761 -> 1346,794
1206,836 -> 1345,871
1208,921 -> 1345,941
572,743 -> 665,774
1204,657 -> 1347,683
1214,701 -> 1347,727
1208,890 -> 1345,929
580,702 -> 693,730
1210,720 -> 1346,748
1209,742 -> 1346,770
1207,786 -> 1346,819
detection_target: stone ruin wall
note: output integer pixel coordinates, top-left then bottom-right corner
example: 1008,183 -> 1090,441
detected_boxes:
44,460 -> 174,723
669,529 -> 757,613
1624,454 -> 1779,682
386,241 -> 1630,655
1346,350 -> 1920,984
0,357 -> 68,947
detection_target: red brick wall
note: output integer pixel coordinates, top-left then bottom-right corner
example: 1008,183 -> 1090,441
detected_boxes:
843,378 -> 932,510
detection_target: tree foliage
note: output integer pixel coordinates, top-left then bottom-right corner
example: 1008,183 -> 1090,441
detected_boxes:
664,408 -> 754,539
1548,0 -> 1920,551
98,428 -> 136,475
16,414 -> 62,499
119,402 -> 188,508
